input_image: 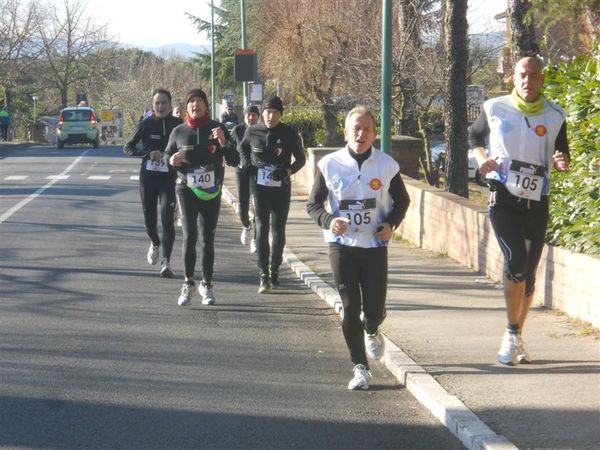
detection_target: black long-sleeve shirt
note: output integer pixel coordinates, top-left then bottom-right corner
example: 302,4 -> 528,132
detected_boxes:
123,115 -> 183,165
240,122 -> 306,175
231,123 -> 247,169
163,120 -> 239,188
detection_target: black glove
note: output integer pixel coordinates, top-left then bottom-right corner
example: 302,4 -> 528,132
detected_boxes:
271,167 -> 289,182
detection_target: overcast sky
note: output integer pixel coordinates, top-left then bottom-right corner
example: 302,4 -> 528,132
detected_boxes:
83,0 -> 507,48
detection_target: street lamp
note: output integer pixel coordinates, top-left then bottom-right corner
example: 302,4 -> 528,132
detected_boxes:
32,95 -> 38,124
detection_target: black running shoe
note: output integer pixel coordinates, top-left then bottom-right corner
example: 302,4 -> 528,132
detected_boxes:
269,271 -> 279,289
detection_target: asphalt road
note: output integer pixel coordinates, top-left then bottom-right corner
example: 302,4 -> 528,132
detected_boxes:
0,144 -> 463,449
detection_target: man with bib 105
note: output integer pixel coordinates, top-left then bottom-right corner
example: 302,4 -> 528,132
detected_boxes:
469,56 -> 570,366
307,106 -> 410,390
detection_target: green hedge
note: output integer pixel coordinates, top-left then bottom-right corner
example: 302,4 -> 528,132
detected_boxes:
283,108 -> 383,148
282,108 -> 323,148
543,53 -> 600,255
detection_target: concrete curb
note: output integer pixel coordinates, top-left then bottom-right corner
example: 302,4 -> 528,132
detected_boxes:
221,185 -> 517,450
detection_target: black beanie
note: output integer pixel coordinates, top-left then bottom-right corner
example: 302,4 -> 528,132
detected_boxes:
186,88 -> 208,105
245,105 -> 260,115
263,95 -> 283,113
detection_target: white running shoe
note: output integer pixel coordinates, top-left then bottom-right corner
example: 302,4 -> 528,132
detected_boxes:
199,281 -> 216,305
249,239 -> 257,253
516,334 -> 532,363
497,329 -> 520,366
258,273 -> 270,294
241,226 -> 252,245
160,258 -> 174,278
178,281 -> 195,306
147,243 -> 159,265
365,330 -> 385,360
347,364 -> 372,390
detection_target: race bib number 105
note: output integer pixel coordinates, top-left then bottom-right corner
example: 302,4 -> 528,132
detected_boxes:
506,159 -> 545,201
339,198 -> 377,232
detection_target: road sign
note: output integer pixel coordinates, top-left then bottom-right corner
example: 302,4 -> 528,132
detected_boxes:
249,83 -> 263,102
234,49 -> 257,82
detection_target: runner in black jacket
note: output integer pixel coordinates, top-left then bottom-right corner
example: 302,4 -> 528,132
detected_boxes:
231,105 -> 260,251
124,88 -> 182,278
240,96 -> 306,293
164,88 -> 239,307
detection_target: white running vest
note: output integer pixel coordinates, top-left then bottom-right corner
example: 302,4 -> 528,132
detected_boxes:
483,95 -> 566,195
319,146 -> 399,248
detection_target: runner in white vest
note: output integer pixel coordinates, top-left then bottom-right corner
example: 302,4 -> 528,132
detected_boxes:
470,56 -> 570,366
307,106 -> 411,390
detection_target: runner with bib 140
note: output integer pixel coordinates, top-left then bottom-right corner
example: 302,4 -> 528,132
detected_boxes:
469,56 -> 570,366
164,88 -> 239,307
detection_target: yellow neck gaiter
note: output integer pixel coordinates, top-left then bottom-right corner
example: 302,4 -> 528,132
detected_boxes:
510,88 -> 545,115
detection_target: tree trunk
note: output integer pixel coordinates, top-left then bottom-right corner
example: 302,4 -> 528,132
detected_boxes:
397,0 -> 420,137
2,87 -> 12,111
587,1 -> 600,62
443,0 -> 469,198
322,103 -> 341,146
508,0 -> 540,63
61,86 -> 68,109
399,81 -> 418,137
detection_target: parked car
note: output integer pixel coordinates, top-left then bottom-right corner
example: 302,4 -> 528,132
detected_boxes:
56,106 -> 99,149
430,143 -> 487,186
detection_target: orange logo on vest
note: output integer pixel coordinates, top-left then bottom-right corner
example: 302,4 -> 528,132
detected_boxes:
534,124 -> 547,137
370,178 -> 382,190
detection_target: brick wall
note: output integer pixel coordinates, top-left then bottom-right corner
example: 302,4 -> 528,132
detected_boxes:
294,148 -> 600,328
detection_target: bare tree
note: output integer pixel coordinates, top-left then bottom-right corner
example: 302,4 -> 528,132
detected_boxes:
93,48 -> 200,136
443,0 -> 469,197
258,0 -> 379,146
396,0 -> 438,137
0,0 -> 42,110
35,0 -> 110,107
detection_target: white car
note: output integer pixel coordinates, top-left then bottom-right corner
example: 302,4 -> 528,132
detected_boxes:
431,143 -> 487,186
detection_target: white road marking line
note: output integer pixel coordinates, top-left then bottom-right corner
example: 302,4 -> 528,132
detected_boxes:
88,175 -> 111,180
0,150 -> 90,224
46,175 -> 70,180
5,175 -> 28,180
130,175 -> 139,180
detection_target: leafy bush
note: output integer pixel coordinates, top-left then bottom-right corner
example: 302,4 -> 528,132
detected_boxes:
543,53 -> 600,255
282,108 -> 323,147
283,107 -> 383,148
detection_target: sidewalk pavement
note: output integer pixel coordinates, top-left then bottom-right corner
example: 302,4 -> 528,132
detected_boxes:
222,170 -> 599,450
0,141 -> 32,151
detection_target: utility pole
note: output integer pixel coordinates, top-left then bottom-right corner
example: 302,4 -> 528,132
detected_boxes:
32,95 -> 38,124
381,0 -> 392,154
240,0 -> 248,108
210,0 -> 216,119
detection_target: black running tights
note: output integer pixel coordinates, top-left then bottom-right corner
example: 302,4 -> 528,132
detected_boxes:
177,186 -> 221,282
328,243 -> 388,368
139,171 -> 176,260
